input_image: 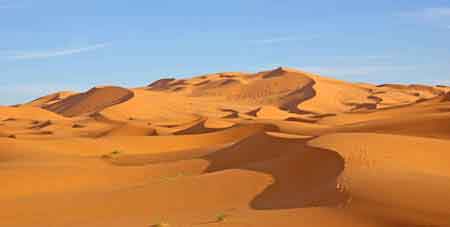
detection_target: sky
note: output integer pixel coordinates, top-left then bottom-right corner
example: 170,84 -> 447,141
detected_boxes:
0,0 -> 450,105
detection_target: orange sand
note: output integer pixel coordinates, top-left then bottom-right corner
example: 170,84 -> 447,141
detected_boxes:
1,67 -> 449,227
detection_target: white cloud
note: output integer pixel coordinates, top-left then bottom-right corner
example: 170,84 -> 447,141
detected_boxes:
253,36 -> 317,44
9,42 -> 111,60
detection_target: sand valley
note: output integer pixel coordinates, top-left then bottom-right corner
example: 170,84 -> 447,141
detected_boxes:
1,67 -> 450,227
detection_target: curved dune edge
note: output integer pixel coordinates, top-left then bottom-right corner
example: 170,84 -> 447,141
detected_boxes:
103,123 -> 277,165
201,131 -> 346,209
2,67 -> 450,227
443,92 -> 450,102
44,86 -> 134,117
308,133 -> 450,226
203,118 -> 236,129
109,129 -> 346,208
26,67 -> 447,122
0,106 -> 67,121
173,118 -> 235,135
265,131 -> 314,139
23,91 -> 77,108
0,123 -> 272,161
0,125 -> 362,227
0,130 -> 9,138
97,123 -> 157,137
2,122 -> 449,226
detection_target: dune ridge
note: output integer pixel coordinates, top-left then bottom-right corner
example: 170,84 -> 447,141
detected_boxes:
1,67 -> 449,227
44,86 -> 134,117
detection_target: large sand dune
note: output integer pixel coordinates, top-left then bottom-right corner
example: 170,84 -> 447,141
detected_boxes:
44,86 -> 134,117
1,67 -> 449,227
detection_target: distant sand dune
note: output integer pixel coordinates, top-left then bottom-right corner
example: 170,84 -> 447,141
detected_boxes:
1,67 -> 449,227
23,91 -> 76,107
309,133 -> 450,226
44,86 -> 134,117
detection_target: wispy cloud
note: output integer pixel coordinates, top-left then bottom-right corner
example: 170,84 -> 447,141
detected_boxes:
8,43 -> 111,60
398,7 -> 450,29
0,0 -> 26,9
437,80 -> 450,85
253,36 -> 317,44
423,7 -> 450,19
300,65 -> 415,77
0,83 -> 83,94
0,83 -> 87,105
398,7 -> 450,19
325,55 -> 393,61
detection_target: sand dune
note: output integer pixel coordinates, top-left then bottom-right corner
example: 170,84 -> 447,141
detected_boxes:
0,106 -> 67,121
443,92 -> 450,102
23,91 -> 77,107
1,67 -> 450,227
98,122 -> 157,137
309,133 -> 450,226
44,86 -> 134,117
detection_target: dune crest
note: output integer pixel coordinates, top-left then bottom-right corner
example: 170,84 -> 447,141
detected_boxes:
23,91 -> 77,108
1,66 -> 450,227
44,86 -> 134,117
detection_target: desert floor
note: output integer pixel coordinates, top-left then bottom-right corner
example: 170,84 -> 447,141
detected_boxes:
1,67 -> 450,227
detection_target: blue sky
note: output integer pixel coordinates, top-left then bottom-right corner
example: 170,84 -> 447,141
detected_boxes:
0,0 -> 449,105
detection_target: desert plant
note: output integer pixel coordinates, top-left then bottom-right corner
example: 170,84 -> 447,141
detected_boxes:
72,123 -> 85,128
150,221 -> 170,227
216,212 -> 228,222
111,150 -> 121,155
101,150 -> 122,159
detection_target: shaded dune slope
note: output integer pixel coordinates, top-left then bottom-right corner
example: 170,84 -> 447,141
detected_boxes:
443,92 -> 450,102
203,132 -> 347,209
2,67 -> 450,227
173,118 -> 235,135
106,124 -> 277,166
309,133 -> 450,226
105,127 -> 346,210
23,91 -> 76,108
97,123 -> 157,137
0,106 -> 66,121
44,86 -> 134,117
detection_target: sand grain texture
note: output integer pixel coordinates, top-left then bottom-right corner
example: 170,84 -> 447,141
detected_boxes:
1,67 -> 449,227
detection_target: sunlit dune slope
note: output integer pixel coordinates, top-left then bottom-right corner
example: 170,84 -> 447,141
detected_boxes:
1,66 -> 450,227
22,91 -> 77,107
309,133 -> 450,226
44,86 -> 134,117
